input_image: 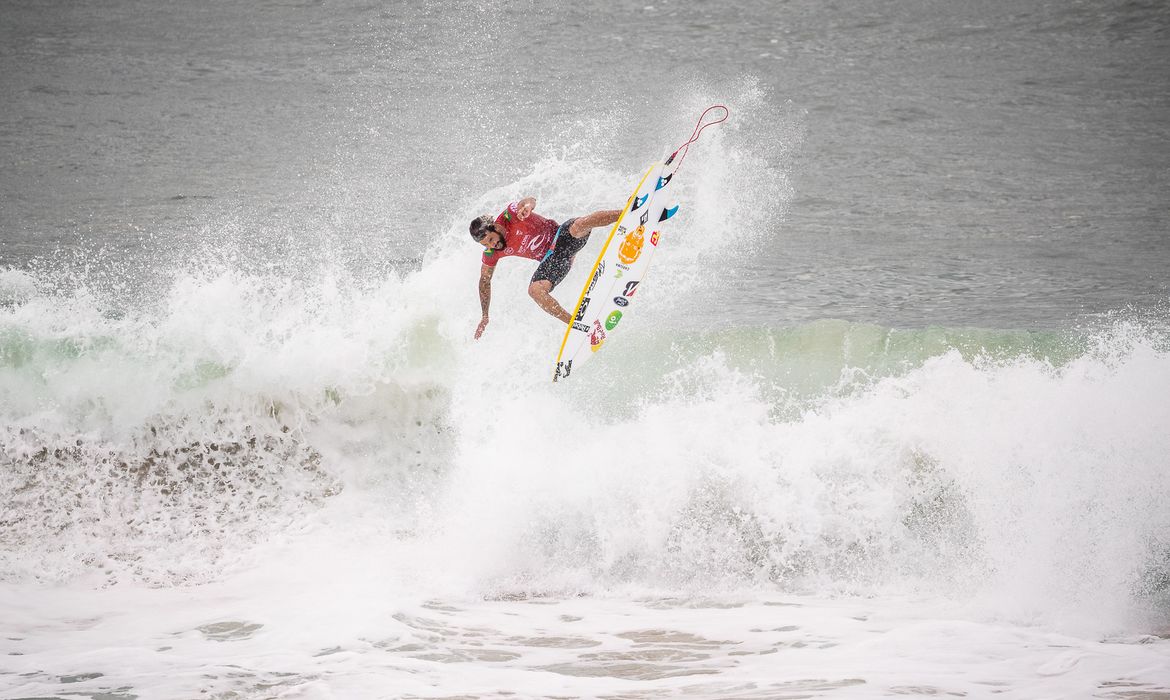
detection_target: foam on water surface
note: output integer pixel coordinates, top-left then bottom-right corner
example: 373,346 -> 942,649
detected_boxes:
3,586 -> 1168,699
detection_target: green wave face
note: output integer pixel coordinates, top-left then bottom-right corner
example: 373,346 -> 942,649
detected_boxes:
570,319 -> 1098,418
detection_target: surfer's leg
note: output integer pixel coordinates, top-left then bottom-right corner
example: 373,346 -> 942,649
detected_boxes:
530,233 -> 585,324
568,209 -> 620,238
528,280 -> 571,324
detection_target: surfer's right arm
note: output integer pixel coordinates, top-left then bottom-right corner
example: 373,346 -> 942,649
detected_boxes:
475,263 -> 495,339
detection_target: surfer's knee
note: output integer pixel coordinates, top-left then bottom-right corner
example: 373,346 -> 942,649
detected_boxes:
528,280 -> 551,300
571,209 -> 619,237
569,218 -> 593,238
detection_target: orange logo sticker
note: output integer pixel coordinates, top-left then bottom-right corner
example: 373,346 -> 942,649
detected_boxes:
618,226 -> 645,265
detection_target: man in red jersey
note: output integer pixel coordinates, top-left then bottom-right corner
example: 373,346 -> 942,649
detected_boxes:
469,196 -> 620,339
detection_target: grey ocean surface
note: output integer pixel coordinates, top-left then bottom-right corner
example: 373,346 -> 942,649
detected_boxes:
2,0 -> 1167,329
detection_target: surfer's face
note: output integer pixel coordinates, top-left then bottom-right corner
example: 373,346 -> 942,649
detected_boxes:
480,226 -> 505,251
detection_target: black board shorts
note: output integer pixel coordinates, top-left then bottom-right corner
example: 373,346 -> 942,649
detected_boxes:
531,218 -> 588,290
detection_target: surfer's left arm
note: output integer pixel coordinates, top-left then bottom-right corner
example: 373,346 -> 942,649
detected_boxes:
516,197 -> 536,220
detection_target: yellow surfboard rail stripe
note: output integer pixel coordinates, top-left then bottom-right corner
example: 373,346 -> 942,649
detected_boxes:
553,162 -> 658,382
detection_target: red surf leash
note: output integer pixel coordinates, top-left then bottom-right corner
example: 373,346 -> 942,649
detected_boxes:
665,105 -> 730,170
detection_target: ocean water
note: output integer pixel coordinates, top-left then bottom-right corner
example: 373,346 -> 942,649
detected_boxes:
2,0 -> 1170,698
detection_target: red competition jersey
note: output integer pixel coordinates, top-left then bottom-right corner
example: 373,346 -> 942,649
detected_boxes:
481,202 -> 559,267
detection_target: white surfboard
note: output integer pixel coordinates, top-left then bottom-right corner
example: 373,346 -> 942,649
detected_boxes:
552,155 -> 681,382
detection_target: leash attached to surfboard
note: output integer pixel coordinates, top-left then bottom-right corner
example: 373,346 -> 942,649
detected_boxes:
665,104 -> 729,169
552,106 -> 730,383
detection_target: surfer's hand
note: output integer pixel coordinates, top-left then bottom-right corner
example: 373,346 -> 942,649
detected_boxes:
516,197 -> 535,220
474,316 -> 489,339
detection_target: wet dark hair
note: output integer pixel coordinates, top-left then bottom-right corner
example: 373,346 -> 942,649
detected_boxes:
469,215 -> 494,242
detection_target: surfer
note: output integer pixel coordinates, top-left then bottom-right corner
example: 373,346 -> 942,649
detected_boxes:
470,197 -> 620,339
